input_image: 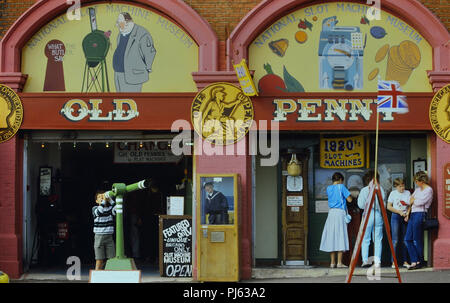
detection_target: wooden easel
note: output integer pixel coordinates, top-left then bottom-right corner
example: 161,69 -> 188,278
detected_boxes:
345,180 -> 402,283
346,84 -> 403,283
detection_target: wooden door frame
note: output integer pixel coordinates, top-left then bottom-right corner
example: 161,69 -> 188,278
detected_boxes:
280,149 -> 310,265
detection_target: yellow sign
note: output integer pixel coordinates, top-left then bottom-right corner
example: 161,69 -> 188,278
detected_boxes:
429,84 -> 450,144
0,84 -> 23,143
191,82 -> 254,145
320,135 -> 366,168
233,59 -> 258,96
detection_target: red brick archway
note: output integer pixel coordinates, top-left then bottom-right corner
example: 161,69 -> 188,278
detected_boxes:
226,0 -> 450,271
0,0 -> 219,279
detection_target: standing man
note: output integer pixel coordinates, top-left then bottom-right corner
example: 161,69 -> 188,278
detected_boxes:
113,12 -> 156,92
203,182 -> 229,225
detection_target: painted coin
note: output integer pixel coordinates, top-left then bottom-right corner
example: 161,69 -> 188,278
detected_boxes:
0,84 -> 24,143
388,46 -> 409,70
368,68 -> 379,81
375,44 -> 389,62
429,84 -> 450,144
398,40 -> 421,69
295,31 -> 308,44
191,82 -> 254,145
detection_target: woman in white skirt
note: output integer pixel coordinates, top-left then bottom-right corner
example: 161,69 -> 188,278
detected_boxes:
320,172 -> 353,268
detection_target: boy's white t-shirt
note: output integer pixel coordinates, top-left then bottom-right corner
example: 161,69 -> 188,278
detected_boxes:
388,189 -> 411,213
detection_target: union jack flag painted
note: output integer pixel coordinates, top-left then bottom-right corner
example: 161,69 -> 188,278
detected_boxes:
377,80 -> 408,113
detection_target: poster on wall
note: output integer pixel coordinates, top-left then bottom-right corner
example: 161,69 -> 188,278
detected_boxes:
320,135 -> 366,169
160,216 -> 192,277
21,3 -> 198,93
249,1 -> 433,94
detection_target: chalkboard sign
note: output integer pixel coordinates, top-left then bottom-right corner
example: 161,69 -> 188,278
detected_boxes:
159,215 -> 192,277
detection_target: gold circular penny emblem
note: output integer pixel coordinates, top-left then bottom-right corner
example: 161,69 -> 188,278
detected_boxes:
191,82 -> 254,145
0,84 -> 23,143
429,84 -> 450,144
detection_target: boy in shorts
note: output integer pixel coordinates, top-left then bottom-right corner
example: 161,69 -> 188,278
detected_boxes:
92,191 -> 116,270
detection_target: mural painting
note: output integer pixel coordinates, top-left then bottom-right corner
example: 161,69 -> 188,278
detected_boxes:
249,2 -> 432,93
21,3 -> 199,93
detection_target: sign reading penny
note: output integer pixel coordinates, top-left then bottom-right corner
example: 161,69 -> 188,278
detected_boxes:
444,162 -> 450,219
191,82 -> 254,145
0,84 -> 24,143
429,84 -> 450,144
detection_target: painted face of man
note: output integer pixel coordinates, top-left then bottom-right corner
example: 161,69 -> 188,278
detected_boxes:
116,14 -> 126,31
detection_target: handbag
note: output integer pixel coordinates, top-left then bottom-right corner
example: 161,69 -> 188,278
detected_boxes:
340,184 -> 352,223
423,213 -> 439,230
345,209 -> 352,224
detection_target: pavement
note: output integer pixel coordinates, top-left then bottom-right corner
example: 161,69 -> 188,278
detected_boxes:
9,264 -> 450,283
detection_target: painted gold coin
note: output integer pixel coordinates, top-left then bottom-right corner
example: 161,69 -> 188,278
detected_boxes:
0,84 -> 24,143
191,82 -> 254,145
375,44 -> 389,62
295,31 -> 308,44
387,46 -> 409,70
398,40 -> 421,69
429,84 -> 450,144
368,68 -> 379,81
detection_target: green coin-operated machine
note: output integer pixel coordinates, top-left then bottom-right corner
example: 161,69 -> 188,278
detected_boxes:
104,179 -> 151,270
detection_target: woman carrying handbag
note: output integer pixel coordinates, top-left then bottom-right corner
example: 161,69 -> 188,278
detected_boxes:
319,172 -> 353,268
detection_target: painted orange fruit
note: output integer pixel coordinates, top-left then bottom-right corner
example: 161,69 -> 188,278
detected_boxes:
295,31 -> 307,44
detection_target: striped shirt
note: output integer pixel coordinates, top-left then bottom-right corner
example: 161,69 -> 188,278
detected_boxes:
92,201 -> 116,234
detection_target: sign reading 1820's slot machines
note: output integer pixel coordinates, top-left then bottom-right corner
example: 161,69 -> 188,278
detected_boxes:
159,215 -> 192,277
320,135 -> 367,169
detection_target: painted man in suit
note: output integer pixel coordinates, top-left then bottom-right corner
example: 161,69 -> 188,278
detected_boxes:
204,182 -> 229,225
113,12 -> 156,92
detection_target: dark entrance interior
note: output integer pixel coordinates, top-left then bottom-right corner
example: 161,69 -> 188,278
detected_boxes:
28,139 -> 192,276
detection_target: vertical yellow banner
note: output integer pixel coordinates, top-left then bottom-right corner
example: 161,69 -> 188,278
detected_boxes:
233,59 -> 258,96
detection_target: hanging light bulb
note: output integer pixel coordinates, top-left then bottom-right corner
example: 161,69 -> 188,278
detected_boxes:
139,141 -> 143,148
73,142 -> 76,148
106,142 -> 109,148
41,142 -> 45,148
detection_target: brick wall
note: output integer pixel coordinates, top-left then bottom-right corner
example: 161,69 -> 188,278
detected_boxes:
0,1 -> 448,51
0,0 -> 35,38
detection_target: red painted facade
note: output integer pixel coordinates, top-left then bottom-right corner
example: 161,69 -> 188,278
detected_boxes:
0,0 -> 449,279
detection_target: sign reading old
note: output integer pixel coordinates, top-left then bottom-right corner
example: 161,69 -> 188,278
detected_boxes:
429,84 -> 450,144
0,84 -> 23,143
191,82 -> 254,145
60,98 -> 139,121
